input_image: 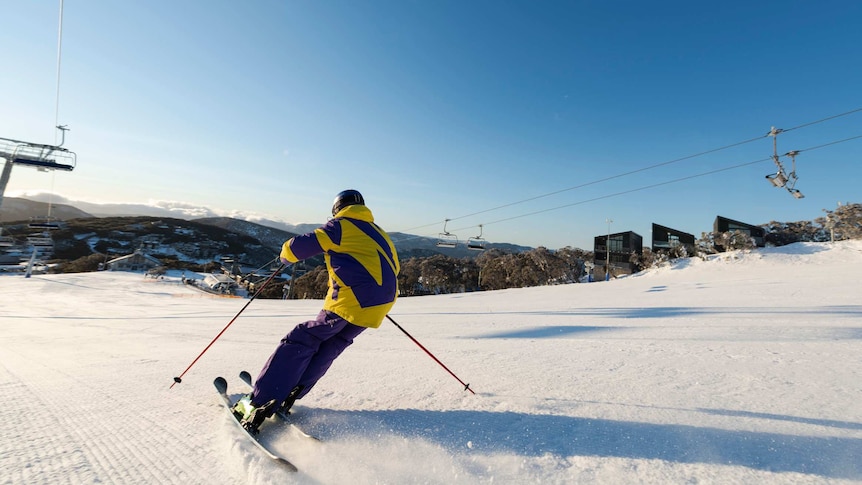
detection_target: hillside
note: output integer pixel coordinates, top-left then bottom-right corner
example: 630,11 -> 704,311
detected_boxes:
1,216 -> 280,269
0,240 -> 859,483
2,196 -> 536,269
0,196 -> 92,222
194,217 -> 298,254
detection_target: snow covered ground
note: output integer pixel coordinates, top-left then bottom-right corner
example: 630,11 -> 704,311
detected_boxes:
1,241 -> 861,484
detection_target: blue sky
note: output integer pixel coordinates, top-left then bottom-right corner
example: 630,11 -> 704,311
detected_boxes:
1,1 -> 860,250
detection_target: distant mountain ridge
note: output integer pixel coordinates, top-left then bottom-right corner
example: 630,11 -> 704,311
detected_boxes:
4,195 -> 534,257
193,217 -> 297,254
0,197 -> 92,222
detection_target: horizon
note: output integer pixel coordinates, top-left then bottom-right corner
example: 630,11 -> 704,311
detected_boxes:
6,192 -> 851,253
2,2 -> 862,249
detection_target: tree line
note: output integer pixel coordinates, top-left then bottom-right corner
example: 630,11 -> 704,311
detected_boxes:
280,246 -> 592,299
285,202 -> 862,299
49,203 -> 861,299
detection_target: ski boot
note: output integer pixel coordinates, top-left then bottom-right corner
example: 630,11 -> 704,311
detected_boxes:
276,385 -> 304,417
232,394 -> 276,435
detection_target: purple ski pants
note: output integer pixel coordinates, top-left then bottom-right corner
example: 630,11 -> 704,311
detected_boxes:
251,310 -> 365,406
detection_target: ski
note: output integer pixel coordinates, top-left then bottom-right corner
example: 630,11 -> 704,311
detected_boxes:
238,371 -> 320,441
213,376 -> 299,472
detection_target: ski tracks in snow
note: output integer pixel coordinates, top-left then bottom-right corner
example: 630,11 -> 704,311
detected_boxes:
0,345 -> 220,484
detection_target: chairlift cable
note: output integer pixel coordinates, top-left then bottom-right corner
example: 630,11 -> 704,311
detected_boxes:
394,134 -> 763,236
477,157 -> 774,228
54,0 -> 65,143
781,107 -> 862,134
392,131 -> 862,245
446,135 -> 766,224
788,134 -> 862,153
394,107 -> 862,238
47,0 -> 67,221
443,108 -> 862,225
475,133 -> 862,229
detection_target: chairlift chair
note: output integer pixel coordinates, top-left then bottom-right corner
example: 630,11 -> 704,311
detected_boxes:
765,169 -> 788,188
1,137 -> 76,172
466,224 -> 486,251
28,216 -> 62,230
26,233 -> 54,255
436,219 -> 458,248
764,130 -> 805,200
765,126 -> 789,188
28,222 -> 61,230
785,171 -> 803,199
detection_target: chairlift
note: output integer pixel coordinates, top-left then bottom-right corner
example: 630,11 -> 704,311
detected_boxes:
1,135 -> 76,172
27,233 -> 54,246
28,222 -> 61,230
466,224 -> 486,251
765,128 -> 788,188
26,233 -> 54,260
28,216 -> 62,230
783,150 -> 803,198
765,169 -> 788,188
436,219 -> 458,248
764,128 -> 804,199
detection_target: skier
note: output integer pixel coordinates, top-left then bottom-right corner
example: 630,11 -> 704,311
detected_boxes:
232,189 -> 400,433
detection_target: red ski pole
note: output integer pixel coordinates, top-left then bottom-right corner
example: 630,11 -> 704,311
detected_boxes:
170,264 -> 286,389
386,314 -> 475,395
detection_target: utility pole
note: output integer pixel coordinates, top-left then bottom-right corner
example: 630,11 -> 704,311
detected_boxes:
605,218 -> 613,281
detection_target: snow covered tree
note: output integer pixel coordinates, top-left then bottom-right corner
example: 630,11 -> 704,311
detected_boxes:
697,230 -> 755,253
289,265 -> 328,299
819,203 -> 862,241
555,246 -> 591,282
397,258 -> 424,296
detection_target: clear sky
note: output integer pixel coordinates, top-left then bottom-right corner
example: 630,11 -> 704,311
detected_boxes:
1,1 -> 860,250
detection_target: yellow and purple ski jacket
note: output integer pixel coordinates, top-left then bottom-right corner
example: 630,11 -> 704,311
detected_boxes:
279,204 -> 399,328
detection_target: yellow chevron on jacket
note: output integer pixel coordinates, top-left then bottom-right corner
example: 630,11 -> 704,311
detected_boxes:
279,204 -> 399,328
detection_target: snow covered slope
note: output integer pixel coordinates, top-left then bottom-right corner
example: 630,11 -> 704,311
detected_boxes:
1,241 -> 860,484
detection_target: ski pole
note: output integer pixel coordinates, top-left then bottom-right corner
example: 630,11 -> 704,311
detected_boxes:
170,264 -> 286,389
385,314 -> 475,395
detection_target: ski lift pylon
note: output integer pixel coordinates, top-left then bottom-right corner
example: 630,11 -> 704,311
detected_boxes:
436,219 -> 458,248
467,224 -> 486,251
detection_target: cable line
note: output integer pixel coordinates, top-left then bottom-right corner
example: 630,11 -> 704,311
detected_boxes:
476,133 -> 862,230
390,132 -> 862,245
395,107 -> 862,236
782,107 -> 862,134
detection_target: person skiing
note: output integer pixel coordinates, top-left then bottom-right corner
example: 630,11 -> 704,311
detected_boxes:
232,189 -> 400,433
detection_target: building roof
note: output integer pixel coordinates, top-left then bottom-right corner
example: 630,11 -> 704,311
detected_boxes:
107,250 -> 162,266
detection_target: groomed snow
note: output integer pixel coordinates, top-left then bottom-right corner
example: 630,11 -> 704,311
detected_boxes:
1,241 -> 860,484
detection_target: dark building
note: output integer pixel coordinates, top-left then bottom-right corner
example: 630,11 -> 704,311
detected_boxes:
713,216 -> 766,249
594,231 -> 643,279
651,223 -> 696,254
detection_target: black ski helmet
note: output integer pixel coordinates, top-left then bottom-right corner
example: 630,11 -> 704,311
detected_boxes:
332,189 -> 365,216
